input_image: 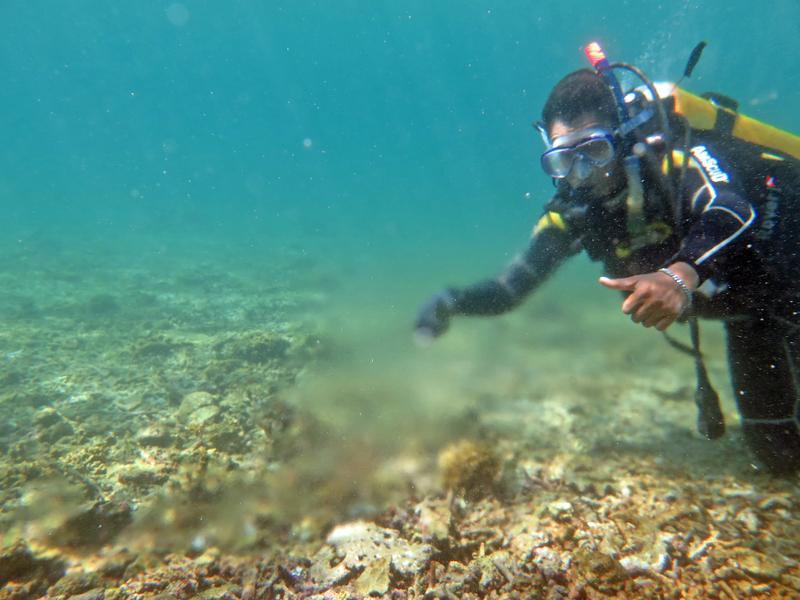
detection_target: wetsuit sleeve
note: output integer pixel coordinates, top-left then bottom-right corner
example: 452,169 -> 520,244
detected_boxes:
452,211 -> 577,316
669,151 -> 756,283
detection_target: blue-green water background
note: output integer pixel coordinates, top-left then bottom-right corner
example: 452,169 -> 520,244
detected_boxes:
2,0 -> 799,403
4,1 -> 797,259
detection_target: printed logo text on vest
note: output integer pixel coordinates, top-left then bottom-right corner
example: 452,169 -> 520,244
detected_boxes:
691,145 -> 730,183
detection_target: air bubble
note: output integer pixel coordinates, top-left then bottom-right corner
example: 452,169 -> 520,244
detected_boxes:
166,3 -> 190,27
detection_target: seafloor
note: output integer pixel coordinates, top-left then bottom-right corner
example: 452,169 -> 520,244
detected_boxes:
1,233 -> 798,600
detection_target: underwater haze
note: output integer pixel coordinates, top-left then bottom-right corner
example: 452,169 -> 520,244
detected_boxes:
1,1 -> 800,598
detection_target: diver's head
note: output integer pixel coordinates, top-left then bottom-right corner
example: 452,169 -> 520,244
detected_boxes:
539,69 -> 624,194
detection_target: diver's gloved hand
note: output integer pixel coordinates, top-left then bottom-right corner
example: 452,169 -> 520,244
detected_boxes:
414,288 -> 459,345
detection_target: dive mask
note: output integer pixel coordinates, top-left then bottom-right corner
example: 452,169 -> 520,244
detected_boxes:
539,128 -> 617,180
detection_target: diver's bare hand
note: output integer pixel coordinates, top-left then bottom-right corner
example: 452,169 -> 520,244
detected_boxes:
598,262 -> 698,331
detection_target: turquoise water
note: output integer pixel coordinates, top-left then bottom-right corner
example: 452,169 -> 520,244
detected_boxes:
4,1 -> 797,245
4,1 -> 797,330
1,0 -> 799,588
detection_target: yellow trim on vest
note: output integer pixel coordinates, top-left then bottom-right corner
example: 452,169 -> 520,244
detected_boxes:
615,245 -> 632,259
532,211 -> 566,236
614,221 -> 673,259
661,150 -> 686,175
671,87 -> 800,160
760,151 -> 785,161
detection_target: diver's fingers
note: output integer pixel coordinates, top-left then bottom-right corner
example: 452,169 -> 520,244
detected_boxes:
642,308 -> 668,328
621,286 -> 646,314
655,316 -> 674,331
631,302 -> 652,324
599,276 -> 638,291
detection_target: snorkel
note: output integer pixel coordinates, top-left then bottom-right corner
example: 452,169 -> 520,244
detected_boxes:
581,40 -> 710,223
584,42 -> 627,118
584,42 -> 679,157
584,42 -> 681,247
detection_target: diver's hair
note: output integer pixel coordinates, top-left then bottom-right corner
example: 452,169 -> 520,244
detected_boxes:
542,69 -> 620,130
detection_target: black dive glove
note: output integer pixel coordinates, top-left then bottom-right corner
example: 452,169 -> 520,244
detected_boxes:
414,288 -> 459,341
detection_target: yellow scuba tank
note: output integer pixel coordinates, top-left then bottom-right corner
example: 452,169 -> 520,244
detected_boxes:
653,82 -> 800,160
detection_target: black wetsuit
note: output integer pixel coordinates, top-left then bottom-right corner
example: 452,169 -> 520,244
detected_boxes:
449,133 -> 800,472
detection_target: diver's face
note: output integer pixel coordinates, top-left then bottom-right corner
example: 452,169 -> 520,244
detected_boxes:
548,115 -> 621,195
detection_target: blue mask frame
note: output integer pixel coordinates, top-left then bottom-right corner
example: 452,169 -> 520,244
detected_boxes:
540,129 -> 617,179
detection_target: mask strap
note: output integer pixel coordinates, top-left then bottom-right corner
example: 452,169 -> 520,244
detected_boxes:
533,120 -> 552,148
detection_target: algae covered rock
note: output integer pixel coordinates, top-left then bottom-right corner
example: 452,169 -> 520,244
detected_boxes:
85,293 -> 120,316
136,424 -> 174,448
48,500 -> 133,549
206,425 -> 247,454
190,583 -> 243,600
47,571 -> 102,598
572,548 -> 628,591
33,407 -> 63,428
34,408 -> 75,444
466,551 -> 514,594
214,331 -> 291,364
0,540 -> 65,588
118,466 -> 169,487
69,589 -> 105,600
178,391 -> 219,427
414,497 -> 452,546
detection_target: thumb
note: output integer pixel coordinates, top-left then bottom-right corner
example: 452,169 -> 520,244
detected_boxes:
598,275 -> 638,291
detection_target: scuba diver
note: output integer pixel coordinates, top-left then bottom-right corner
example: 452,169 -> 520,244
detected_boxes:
414,43 -> 800,474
